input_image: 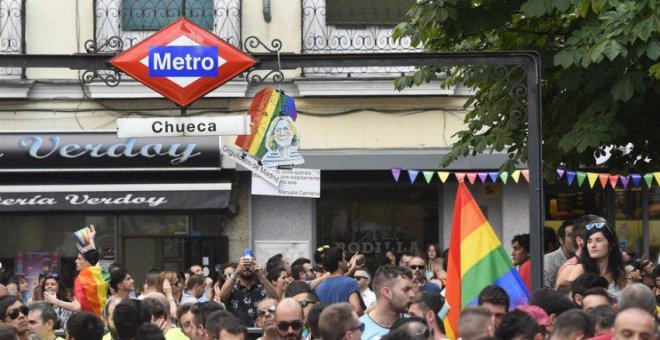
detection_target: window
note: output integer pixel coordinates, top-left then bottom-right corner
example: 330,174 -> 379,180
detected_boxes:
122,0 -> 214,31
325,0 -> 414,26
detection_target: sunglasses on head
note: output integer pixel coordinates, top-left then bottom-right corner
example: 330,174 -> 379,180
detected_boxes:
5,306 -> 28,320
346,323 -> 365,333
276,320 -> 303,332
316,245 -> 330,252
410,265 -> 425,270
257,306 -> 276,317
586,222 -> 609,231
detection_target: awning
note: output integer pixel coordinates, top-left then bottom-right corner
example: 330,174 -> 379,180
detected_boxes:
0,182 -> 231,212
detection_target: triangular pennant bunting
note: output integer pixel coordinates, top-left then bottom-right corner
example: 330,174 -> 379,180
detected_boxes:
620,175 -> 629,189
391,168 -> 401,182
644,173 -> 653,187
598,173 -> 609,189
478,173 -> 488,183
630,174 -> 642,187
408,170 -> 419,184
654,172 -> 660,186
609,175 -> 619,189
455,172 -> 466,182
500,172 -> 509,184
587,172 -> 599,188
521,169 -> 530,183
576,172 -> 587,187
466,172 -> 478,184
511,170 -> 521,183
488,172 -> 499,183
423,171 -> 434,184
557,169 -> 565,179
438,171 -> 450,183
566,171 -> 576,186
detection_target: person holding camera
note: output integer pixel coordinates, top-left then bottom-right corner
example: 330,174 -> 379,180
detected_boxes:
218,252 -> 279,327
314,246 -> 364,316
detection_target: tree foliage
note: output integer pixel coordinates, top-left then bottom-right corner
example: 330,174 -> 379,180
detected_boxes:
393,0 -> 659,176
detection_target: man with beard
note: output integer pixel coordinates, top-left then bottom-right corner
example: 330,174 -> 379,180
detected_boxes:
359,265 -> 415,339
27,302 -> 64,340
275,298 -> 304,340
219,254 -> 279,327
255,298 -> 278,340
109,268 -> 135,300
0,296 -> 31,340
314,247 -> 363,315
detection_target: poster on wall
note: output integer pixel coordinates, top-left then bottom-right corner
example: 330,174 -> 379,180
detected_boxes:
254,241 -> 310,268
15,252 -> 59,300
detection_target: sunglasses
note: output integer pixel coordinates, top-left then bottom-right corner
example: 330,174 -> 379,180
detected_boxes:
354,276 -> 368,281
586,222 -> 610,231
346,323 -> 365,333
257,306 -> 276,317
277,320 -> 304,332
44,272 -> 59,279
299,300 -> 314,308
5,306 -> 28,320
409,265 -> 425,270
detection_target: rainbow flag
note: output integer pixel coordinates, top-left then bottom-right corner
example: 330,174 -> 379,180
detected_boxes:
235,87 -> 297,159
443,182 -> 529,339
74,265 -> 109,316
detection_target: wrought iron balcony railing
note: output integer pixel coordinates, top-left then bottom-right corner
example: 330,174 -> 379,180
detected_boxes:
0,0 -> 24,78
302,0 -> 423,77
94,0 -> 241,53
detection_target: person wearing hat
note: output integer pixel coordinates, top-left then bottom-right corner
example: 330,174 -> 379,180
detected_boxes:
73,225 -> 109,317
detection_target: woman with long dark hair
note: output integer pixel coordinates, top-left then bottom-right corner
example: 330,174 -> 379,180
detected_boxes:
40,273 -> 75,330
567,219 -> 625,298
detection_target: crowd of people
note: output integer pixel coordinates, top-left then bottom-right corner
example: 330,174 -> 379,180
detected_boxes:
0,214 -> 658,339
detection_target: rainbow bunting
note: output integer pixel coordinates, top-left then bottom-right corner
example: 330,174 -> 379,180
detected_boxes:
74,265 -> 109,317
443,182 -> 530,339
234,87 -> 297,159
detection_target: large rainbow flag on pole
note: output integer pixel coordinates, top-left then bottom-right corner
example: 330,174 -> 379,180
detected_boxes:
443,182 -> 530,339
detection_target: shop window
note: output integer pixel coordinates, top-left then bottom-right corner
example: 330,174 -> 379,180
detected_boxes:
122,0 -> 214,31
614,188 -> 643,258
317,185 -> 439,270
120,215 -> 189,235
545,187 -> 603,230
325,0 -> 414,26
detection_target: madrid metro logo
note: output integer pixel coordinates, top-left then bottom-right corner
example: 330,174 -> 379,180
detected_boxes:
111,18 -> 256,107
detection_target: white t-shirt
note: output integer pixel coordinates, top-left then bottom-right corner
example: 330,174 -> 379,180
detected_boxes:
361,288 -> 377,308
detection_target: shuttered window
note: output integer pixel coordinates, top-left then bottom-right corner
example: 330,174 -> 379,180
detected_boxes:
325,0 -> 414,26
122,0 -> 214,31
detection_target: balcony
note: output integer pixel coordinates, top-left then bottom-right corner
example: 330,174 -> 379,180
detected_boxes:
302,0 -> 422,77
94,0 -> 242,52
0,0 -> 24,78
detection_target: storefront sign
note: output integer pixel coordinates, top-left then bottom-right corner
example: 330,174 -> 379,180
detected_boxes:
0,132 -> 220,171
251,168 -> 321,198
0,183 -> 230,211
117,116 -> 251,138
221,144 -> 281,186
110,18 -> 256,107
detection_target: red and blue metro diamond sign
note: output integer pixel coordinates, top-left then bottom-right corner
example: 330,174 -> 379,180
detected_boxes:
111,18 -> 256,107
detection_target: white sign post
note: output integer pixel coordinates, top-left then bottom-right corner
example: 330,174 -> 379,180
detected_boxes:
252,168 -> 320,198
117,116 -> 250,138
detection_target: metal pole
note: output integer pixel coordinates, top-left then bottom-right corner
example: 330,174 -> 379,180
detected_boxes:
525,53 -> 544,291
181,106 -> 187,117
642,185 -> 650,259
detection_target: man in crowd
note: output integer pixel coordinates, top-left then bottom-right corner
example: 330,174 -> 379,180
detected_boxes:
191,301 -> 223,340
109,268 -> 135,300
113,299 -> 151,340
143,293 -> 188,340
477,285 -> 509,328
219,254 -> 279,327
529,288 -> 575,335
66,312 -> 104,340
181,275 -> 208,305
457,307 -> 494,339
138,268 -> 161,300
318,302 -> 364,340
73,225 -> 109,316
406,292 -> 445,339
617,283 -> 657,316
544,219 -> 575,288
612,308 -> 656,340
354,269 -> 376,308
176,303 -> 195,339
495,310 -> 544,340
0,295 -> 31,340
314,246 -> 363,315
408,256 -> 441,293
27,302 -> 64,340
291,258 -> 316,283
206,310 -> 247,340
570,273 -> 608,307
360,265 -> 415,339
189,265 -> 203,276
549,309 -> 594,340
275,298 -> 305,340
580,288 -> 610,311
255,298 -> 278,340
102,296 -> 121,340
511,233 -> 531,290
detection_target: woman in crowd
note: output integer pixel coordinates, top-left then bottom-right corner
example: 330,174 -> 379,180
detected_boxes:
267,267 -> 290,299
212,262 -> 237,305
156,271 -> 183,321
566,220 -> 626,298
41,273 -> 74,330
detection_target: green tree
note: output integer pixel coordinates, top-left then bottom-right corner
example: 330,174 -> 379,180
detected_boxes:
393,0 -> 659,176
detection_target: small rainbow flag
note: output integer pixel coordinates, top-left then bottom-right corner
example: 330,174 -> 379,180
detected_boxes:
443,182 -> 529,339
74,265 -> 109,316
235,87 -> 297,159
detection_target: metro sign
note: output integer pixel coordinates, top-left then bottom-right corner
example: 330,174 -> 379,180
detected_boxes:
111,18 -> 256,107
